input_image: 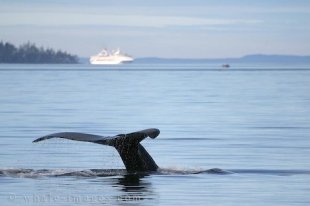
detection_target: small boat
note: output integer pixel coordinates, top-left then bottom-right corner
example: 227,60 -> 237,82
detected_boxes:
222,64 -> 230,68
90,49 -> 134,65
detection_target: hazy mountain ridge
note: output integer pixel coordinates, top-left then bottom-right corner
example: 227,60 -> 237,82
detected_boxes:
134,54 -> 310,64
56,54 -> 310,65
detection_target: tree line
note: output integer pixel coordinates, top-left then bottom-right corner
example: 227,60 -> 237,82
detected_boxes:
0,41 -> 79,64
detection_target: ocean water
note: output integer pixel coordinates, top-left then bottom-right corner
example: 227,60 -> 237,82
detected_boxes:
0,63 -> 310,205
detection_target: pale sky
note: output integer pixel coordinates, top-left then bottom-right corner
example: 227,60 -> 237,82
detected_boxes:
1,0 -> 310,58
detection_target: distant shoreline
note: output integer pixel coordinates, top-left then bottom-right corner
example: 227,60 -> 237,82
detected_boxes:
0,41 -> 79,64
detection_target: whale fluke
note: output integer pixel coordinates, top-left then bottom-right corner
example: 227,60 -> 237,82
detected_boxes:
33,128 -> 160,172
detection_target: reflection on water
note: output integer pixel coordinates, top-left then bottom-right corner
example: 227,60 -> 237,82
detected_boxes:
114,174 -> 156,202
117,174 -> 149,190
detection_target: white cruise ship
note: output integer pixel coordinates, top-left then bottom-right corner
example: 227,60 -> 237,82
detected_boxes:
89,49 -> 134,65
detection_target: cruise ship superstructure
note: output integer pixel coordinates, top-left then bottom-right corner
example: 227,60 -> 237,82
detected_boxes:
90,49 -> 134,65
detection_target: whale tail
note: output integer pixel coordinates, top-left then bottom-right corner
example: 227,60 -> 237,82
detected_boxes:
33,128 -> 160,172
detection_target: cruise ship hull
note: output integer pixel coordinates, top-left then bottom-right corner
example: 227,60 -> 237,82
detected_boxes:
89,49 -> 134,65
90,59 -> 133,65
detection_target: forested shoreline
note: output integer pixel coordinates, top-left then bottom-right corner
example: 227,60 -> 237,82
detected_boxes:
0,41 -> 79,64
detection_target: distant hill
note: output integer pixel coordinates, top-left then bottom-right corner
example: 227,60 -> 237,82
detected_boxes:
79,57 -> 90,64
239,54 -> 310,64
134,54 -> 310,64
0,41 -> 79,64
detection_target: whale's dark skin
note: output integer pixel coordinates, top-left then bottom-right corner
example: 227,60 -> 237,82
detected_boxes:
33,128 -> 160,172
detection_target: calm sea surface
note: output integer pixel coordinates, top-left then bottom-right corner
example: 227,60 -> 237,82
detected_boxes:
0,63 -> 310,205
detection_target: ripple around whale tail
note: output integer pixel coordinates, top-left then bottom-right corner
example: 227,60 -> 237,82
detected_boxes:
1,168 -> 310,178
0,168 -> 128,178
157,167 -> 231,175
0,168 -> 228,178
